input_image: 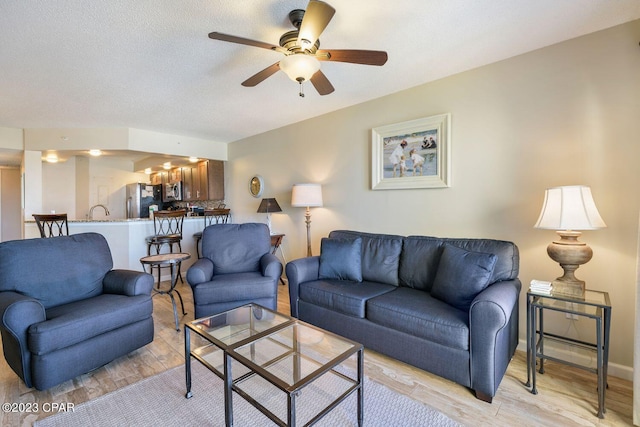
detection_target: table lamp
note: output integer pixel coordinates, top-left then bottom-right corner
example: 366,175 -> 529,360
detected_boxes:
534,185 -> 606,297
256,198 -> 282,233
291,183 -> 323,257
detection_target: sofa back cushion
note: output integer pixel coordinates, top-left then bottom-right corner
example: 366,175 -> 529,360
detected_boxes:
329,230 -> 403,286
398,237 -> 442,291
0,233 -> 112,308
202,223 -> 270,274
400,236 -> 519,292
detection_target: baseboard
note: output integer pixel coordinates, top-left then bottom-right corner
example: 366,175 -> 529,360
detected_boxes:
516,339 -> 632,382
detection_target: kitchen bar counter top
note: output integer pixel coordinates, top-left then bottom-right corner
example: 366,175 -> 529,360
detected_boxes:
25,216 -> 206,223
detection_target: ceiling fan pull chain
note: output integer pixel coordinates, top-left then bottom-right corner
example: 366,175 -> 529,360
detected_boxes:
297,77 -> 305,97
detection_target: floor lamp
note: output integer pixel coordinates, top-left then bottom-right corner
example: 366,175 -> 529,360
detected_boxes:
291,183 -> 323,257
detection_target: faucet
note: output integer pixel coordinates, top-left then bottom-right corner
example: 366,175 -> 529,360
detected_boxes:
89,204 -> 110,219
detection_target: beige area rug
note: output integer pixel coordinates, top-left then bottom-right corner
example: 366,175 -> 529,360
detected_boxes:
35,362 -> 461,426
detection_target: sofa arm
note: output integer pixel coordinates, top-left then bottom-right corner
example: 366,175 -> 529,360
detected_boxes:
260,253 -> 283,281
186,258 -> 214,286
0,291 -> 46,388
285,256 -> 320,318
103,270 -> 154,296
469,279 -> 521,401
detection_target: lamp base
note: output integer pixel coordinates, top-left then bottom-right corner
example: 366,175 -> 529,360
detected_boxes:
551,277 -> 586,298
546,230 -> 592,299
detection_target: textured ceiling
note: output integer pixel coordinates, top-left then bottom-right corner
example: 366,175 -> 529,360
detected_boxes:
1,0 -> 639,149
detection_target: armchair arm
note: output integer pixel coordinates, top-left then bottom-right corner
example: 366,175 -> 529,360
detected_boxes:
0,292 -> 46,388
469,279 -> 521,400
285,256 -> 320,318
260,253 -> 283,280
186,258 -> 214,286
103,270 -> 154,296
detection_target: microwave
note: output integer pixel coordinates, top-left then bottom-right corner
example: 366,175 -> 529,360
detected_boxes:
164,181 -> 183,202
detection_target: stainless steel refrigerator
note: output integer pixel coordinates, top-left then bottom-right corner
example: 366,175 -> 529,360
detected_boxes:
125,183 -> 162,218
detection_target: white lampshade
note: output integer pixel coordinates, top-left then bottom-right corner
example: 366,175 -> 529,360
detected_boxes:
279,54 -> 321,82
291,183 -> 323,207
534,185 -> 606,230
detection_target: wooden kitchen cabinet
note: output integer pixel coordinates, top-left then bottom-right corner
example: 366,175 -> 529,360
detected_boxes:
168,168 -> 182,183
182,161 -> 224,201
150,172 -> 165,185
183,166 -> 201,201
203,160 -> 224,200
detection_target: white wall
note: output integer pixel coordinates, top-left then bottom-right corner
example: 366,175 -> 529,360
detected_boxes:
40,155 -> 148,220
42,158 -> 76,216
0,168 -> 21,241
227,20 -> 640,373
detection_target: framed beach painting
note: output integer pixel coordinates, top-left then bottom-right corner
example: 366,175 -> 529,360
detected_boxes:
371,113 -> 451,190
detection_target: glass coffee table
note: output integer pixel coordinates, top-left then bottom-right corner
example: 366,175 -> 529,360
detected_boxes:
184,304 -> 363,426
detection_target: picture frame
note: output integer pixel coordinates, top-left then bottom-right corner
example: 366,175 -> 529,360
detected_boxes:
371,113 -> 451,190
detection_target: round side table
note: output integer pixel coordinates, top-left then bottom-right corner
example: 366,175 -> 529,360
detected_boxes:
140,252 -> 191,331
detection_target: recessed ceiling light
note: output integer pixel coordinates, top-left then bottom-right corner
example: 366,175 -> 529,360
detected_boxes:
45,153 -> 59,163
163,162 -> 171,170
144,168 -> 152,175
189,157 -> 199,163
89,149 -> 102,156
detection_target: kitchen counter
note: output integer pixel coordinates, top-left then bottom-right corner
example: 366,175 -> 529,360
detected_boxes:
24,216 -> 208,275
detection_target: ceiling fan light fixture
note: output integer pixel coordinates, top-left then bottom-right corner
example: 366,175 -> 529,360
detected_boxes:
279,54 -> 320,82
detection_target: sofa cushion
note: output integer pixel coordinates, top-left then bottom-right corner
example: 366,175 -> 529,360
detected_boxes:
299,279 -> 396,318
430,244 -> 497,312
367,287 -> 470,350
329,230 -> 403,286
319,237 -> 362,282
28,293 -> 152,355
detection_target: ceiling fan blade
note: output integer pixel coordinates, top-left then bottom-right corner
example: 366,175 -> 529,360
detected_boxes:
310,70 -> 335,95
297,1 -> 336,48
241,63 -> 281,87
209,32 -> 281,52
316,49 -> 388,66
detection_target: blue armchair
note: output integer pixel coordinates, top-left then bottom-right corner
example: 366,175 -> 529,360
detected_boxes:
186,223 -> 282,318
0,233 -> 154,390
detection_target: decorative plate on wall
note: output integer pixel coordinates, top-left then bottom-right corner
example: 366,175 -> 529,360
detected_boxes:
249,175 -> 264,198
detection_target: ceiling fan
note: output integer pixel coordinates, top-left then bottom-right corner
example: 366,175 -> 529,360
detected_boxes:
208,0 -> 388,97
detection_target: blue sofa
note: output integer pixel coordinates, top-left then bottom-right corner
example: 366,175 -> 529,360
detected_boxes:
0,233 -> 154,390
286,230 -> 521,402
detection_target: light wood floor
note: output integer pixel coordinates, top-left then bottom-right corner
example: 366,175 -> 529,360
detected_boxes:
0,280 -> 632,426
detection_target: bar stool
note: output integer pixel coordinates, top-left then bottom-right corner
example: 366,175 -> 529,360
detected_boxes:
145,210 -> 186,286
193,208 -> 230,258
32,214 -> 69,237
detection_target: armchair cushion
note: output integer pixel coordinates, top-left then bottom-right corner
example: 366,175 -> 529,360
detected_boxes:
191,272 -> 278,304
318,237 -> 362,282
29,294 -> 152,355
430,244 -> 497,312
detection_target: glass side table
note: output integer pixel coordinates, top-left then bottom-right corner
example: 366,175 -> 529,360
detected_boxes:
526,288 -> 611,418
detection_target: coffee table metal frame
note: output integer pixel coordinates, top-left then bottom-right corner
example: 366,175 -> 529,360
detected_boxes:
184,304 -> 363,427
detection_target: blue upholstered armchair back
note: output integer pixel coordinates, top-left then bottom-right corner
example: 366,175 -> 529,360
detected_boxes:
0,233 -> 113,308
201,223 -> 271,274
